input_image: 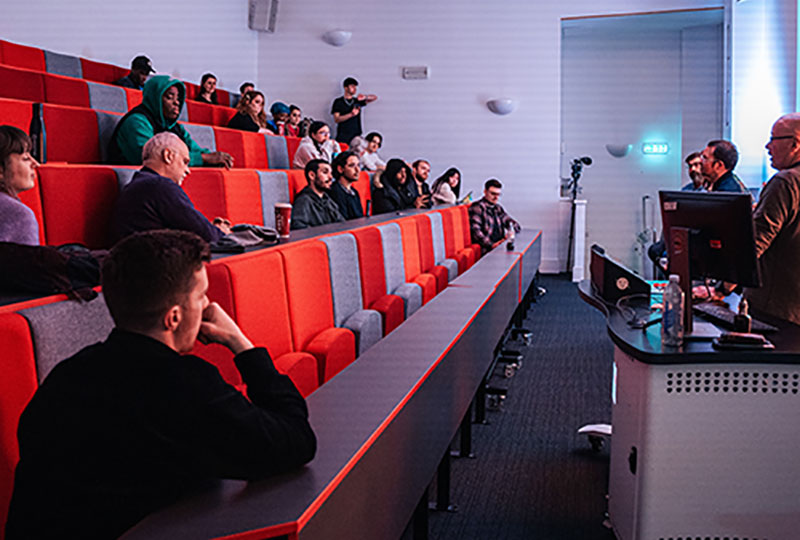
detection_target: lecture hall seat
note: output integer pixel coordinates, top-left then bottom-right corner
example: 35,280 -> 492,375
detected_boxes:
446,206 -> 477,269
0,313 -> 38,539
427,212 -> 460,280
80,57 -> 128,84
41,103 -> 102,163
376,222 -> 424,316
351,227 -> 406,334
0,64 -> 45,102
436,207 -> 470,273
397,219 -> 438,303
43,72 -> 90,107
0,97 -> 34,133
413,214 -> 450,293
456,205 -> 483,261
280,241 -> 356,385
0,40 -> 45,71
181,169 -> 264,227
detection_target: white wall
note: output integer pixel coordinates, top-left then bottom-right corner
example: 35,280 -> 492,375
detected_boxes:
257,0 -> 723,272
0,0 -> 258,93
1,0 -> 728,272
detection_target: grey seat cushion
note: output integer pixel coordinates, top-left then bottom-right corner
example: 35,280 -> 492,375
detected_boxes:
377,223 -> 407,293
20,294 -> 114,383
183,124 -> 216,152
256,171 -> 290,228
96,111 -> 123,163
112,167 -> 137,189
394,282 -> 423,318
88,82 -> 128,113
343,309 -> 382,355
44,50 -> 83,78
265,135 -> 290,169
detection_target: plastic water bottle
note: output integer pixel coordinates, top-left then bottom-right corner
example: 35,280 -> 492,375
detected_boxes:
661,274 -> 684,346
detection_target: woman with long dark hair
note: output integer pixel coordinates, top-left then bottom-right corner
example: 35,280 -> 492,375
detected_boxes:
292,121 -> 341,169
372,158 -> 419,214
431,167 -> 461,205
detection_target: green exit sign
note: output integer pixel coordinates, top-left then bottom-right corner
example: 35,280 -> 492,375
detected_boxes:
642,142 -> 669,154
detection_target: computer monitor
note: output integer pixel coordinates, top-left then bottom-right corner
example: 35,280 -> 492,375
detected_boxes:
659,190 -> 760,332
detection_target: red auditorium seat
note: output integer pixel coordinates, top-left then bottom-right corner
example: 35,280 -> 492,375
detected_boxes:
0,65 -> 45,102
17,181 -> 45,246
37,165 -> 119,248
212,106 -> 235,127
124,88 -> 142,109
186,100 -> 215,126
41,104 -> 101,163
285,169 -> 307,201
80,58 -> 126,84
456,205 -> 482,261
215,89 -> 230,108
184,82 -> 200,100
204,253 -> 319,397
438,208 -> 470,273
0,313 -> 39,537
397,220 -> 437,304
0,40 -> 45,71
285,136 -> 301,165
351,227 -> 405,334
0,97 -> 33,132
43,73 -> 90,107
413,215 -> 449,293
354,171 -> 372,215
449,206 -> 477,268
182,169 -> 264,227
213,127 -> 245,167
241,131 -> 268,169
280,241 -> 356,385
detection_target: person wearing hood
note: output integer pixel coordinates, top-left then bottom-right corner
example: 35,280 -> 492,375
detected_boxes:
266,101 -> 290,135
108,75 -> 233,168
292,121 -> 340,169
371,158 -> 428,215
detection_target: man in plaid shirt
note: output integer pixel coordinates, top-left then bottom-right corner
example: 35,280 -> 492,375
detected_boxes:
469,179 -> 521,254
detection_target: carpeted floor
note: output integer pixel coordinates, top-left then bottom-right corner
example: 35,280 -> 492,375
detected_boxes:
427,273 -> 618,540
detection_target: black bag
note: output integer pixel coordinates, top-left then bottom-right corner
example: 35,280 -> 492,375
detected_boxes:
0,242 -> 106,300
210,224 -> 279,253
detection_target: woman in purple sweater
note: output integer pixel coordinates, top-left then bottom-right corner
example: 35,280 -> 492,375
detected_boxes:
0,126 -> 40,245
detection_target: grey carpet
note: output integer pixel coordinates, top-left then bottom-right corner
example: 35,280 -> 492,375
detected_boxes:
428,274 -> 617,540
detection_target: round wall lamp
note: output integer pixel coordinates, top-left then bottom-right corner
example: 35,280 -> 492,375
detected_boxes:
605,143 -> 632,158
322,30 -> 352,47
486,98 -> 517,115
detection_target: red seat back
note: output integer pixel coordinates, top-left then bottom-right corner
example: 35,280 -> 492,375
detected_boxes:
37,165 -> 118,248
0,313 -> 39,537
354,171 -> 372,215
285,169 -> 307,201
43,73 -> 90,107
280,242 -> 336,352
351,227 -> 389,307
80,58 -> 125,84
0,98 -> 33,132
414,215 -> 437,273
186,100 -> 215,125
0,65 -> 45,102
212,106 -> 236,127
182,169 -> 264,226
0,40 -> 45,71
213,127 -> 245,167
438,209 -> 457,257
124,88 -> 143,109
398,219 -> 424,280
241,131 -> 268,169
42,104 -> 100,163
285,136 -> 301,165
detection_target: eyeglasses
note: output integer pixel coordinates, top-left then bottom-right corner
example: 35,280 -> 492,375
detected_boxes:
768,135 -> 795,143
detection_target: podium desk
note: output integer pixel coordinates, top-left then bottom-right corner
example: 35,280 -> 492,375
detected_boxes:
578,280 -> 800,540
122,234 -> 541,539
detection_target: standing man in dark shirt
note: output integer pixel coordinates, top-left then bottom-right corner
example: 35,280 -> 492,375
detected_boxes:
329,151 -> 365,220
114,55 -> 155,90
112,132 -> 231,242
411,159 -> 433,209
331,77 -> 377,144
5,230 -> 316,539
469,179 -> 521,254
291,159 -> 345,230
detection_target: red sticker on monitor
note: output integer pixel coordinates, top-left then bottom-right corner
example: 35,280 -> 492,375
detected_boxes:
709,239 -> 722,249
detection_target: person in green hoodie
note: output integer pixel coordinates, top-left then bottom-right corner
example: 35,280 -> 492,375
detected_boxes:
108,75 -> 233,168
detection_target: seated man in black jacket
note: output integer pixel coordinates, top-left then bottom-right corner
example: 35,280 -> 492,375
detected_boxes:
290,159 -> 345,230
5,230 -> 317,540
112,132 -> 231,243
329,151 -> 365,220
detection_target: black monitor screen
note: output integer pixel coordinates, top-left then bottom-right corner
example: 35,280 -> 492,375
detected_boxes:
659,190 -> 760,287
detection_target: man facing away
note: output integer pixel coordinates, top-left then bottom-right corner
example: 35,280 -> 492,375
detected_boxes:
109,75 -> 233,168
113,55 -> 154,91
112,132 -> 232,243
469,179 -> 521,254
5,230 -> 316,539
699,139 -> 748,193
290,159 -> 345,230
411,159 -> 433,209
743,112 -> 800,325
331,77 -> 377,145
329,150 -> 365,220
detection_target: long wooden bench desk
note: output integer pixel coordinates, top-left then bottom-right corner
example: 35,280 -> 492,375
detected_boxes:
121,229 -> 542,540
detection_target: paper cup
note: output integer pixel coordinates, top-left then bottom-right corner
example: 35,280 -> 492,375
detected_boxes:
275,203 -> 292,238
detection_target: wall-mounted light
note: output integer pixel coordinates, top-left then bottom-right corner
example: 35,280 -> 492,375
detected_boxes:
642,142 -> 670,155
322,30 -> 352,47
486,98 -> 517,115
605,143 -> 632,158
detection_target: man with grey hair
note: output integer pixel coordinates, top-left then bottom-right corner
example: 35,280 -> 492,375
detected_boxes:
743,113 -> 800,324
112,132 -> 231,243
